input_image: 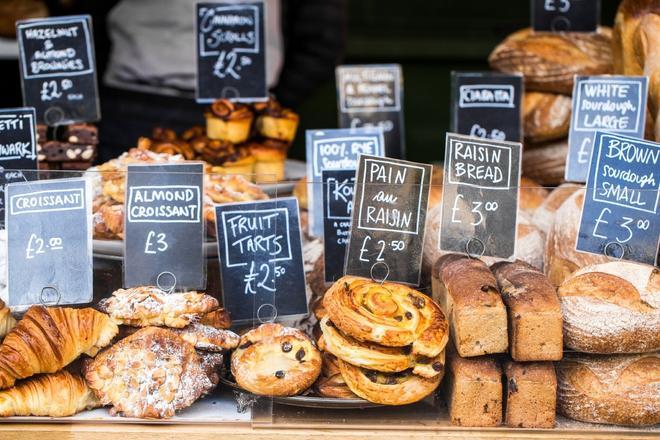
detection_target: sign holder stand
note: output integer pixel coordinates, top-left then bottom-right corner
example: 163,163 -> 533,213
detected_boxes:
603,242 -> 625,261
369,261 -> 389,285
464,237 -> 486,260
39,286 -> 60,306
156,271 -> 177,294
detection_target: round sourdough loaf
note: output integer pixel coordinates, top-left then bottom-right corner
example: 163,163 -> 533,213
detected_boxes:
558,261 -> 660,354
531,183 -> 581,236
557,352 -> 660,426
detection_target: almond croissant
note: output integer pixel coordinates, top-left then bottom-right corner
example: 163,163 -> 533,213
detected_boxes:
0,370 -> 100,417
0,306 -> 118,389
0,300 -> 16,339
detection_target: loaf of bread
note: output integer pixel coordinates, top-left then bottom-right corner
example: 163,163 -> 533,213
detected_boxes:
444,346 -> 502,427
531,183 -> 581,236
558,261 -> 659,354
504,361 -> 556,428
523,92 -> 572,143
519,176 -> 549,216
557,352 -> 660,426
432,254 -> 508,357
491,261 -> 562,361
489,27 -> 613,94
544,189 -> 608,287
613,0 -> 660,141
521,139 -> 567,186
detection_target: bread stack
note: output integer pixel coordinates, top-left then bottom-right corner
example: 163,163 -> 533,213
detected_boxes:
433,254 -> 562,428
556,261 -> 660,426
489,27 -> 613,185
316,276 -> 449,405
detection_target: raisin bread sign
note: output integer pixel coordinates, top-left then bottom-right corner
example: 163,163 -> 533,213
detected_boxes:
440,133 -> 522,259
16,15 -> 100,125
577,131 -> 659,266
196,1 -> 267,102
344,156 -> 433,286
214,198 -> 307,324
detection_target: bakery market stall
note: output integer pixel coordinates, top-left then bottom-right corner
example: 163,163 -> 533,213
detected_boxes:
0,0 -> 658,439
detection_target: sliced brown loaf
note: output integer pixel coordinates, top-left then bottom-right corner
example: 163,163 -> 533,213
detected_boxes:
504,361 -> 557,428
544,189 -> 608,287
531,183 -> 581,236
557,352 -> 660,426
491,261 -> 562,361
444,346 -> 502,427
558,261 -> 660,354
523,92 -> 572,143
432,254 -> 507,357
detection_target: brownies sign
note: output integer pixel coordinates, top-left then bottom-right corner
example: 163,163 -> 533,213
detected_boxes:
5,177 -> 92,308
214,198 -> 307,323
440,133 -> 522,260
16,15 -> 100,125
196,1 -> 267,102
577,131 -> 659,266
124,163 -> 205,290
345,155 -> 432,286
566,75 -> 648,182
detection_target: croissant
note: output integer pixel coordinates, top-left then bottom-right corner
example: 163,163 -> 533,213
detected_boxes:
0,306 -> 118,389
0,300 -> 16,339
0,370 -> 100,417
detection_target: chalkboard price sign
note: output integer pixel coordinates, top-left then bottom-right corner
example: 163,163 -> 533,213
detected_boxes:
344,155 -> 432,286
306,127 -> 384,237
440,133 -> 522,260
124,163 -> 205,290
532,0 -> 600,32
322,169 -> 355,283
566,75 -> 648,182
0,108 -> 39,222
576,131 -> 659,266
215,197 -> 307,324
451,72 -> 523,143
336,64 -> 405,158
5,177 -> 92,308
196,1 -> 267,103
16,15 -> 100,125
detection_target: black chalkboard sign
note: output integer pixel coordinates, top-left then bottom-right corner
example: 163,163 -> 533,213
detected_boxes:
440,133 -> 522,259
451,72 -> 523,143
5,177 -> 92,308
124,163 -> 205,290
215,197 -> 307,324
566,75 -> 648,182
532,0 -> 600,32
336,64 -> 405,158
306,128 -> 384,238
576,131 -> 659,266
16,15 -> 100,126
196,1 -> 267,103
0,107 -> 39,223
344,155 -> 432,286
322,169 -> 355,284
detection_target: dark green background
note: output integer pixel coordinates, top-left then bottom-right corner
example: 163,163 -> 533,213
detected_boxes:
290,0 -> 618,164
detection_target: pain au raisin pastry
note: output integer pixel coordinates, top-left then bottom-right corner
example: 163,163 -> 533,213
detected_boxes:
84,327 -> 215,419
314,351 -> 357,399
337,359 -> 442,406
0,370 -> 100,417
323,276 -> 448,358
205,99 -> 254,143
0,306 -> 118,390
231,323 -> 321,396
97,286 -> 219,328
253,98 -> 300,142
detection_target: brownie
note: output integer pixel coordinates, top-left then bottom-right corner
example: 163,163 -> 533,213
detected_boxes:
42,140 -> 96,162
63,123 -> 98,145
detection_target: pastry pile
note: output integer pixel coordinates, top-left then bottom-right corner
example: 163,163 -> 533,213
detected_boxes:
85,286 -> 239,418
316,276 -> 449,405
139,97 -> 299,183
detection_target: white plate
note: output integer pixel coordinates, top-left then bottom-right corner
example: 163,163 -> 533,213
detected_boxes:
259,159 -> 306,196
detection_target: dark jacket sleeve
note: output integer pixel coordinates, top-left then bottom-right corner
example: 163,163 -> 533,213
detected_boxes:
273,0 -> 348,109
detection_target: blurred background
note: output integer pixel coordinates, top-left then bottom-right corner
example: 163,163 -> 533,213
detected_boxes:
0,0 -> 619,163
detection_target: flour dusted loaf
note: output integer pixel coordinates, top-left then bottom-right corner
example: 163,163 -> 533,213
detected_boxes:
432,255 -> 507,357
521,139 -> 567,186
491,260 -> 562,361
443,346 -> 502,427
544,190 -> 608,287
558,261 -> 660,354
504,361 -> 556,428
557,352 -> 660,426
531,183 -> 581,236
523,92 -> 572,143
